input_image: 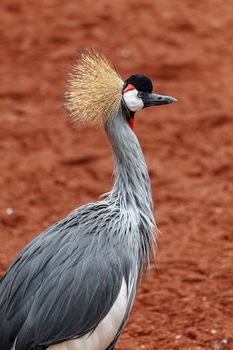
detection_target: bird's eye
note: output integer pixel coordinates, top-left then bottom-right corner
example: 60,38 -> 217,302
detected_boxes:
137,92 -> 144,98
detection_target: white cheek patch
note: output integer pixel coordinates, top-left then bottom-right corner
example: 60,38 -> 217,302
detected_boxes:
123,89 -> 144,112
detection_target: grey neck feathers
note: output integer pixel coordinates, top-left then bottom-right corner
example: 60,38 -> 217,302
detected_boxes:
104,107 -> 152,212
104,107 -> 156,274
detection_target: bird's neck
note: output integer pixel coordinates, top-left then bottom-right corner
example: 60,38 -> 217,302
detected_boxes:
104,108 -> 156,275
104,108 -> 153,216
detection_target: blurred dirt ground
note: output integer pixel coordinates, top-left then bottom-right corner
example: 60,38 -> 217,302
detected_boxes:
0,0 -> 233,349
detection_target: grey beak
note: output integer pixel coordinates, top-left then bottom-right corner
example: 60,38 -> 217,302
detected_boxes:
143,93 -> 177,107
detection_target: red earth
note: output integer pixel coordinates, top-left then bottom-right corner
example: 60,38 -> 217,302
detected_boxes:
0,0 -> 233,349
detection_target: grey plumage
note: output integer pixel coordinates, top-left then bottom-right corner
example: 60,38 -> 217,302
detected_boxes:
0,106 -> 156,349
0,50 -> 177,349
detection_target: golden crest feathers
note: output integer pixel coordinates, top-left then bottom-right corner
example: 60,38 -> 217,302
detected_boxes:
65,50 -> 123,124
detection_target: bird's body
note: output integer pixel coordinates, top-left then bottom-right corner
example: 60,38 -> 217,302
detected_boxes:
0,51 -> 176,350
48,277 -> 129,350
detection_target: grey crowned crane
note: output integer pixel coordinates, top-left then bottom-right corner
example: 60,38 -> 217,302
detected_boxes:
0,50 -> 176,350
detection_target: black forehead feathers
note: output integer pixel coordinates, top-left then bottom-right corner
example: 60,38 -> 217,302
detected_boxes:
124,74 -> 153,93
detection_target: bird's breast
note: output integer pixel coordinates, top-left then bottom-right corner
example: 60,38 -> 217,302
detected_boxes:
48,278 -> 131,350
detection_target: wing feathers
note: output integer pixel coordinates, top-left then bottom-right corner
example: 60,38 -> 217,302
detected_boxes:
0,203 -> 136,350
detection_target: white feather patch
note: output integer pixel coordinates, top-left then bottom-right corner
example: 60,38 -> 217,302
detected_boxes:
48,278 -> 129,350
123,89 -> 144,112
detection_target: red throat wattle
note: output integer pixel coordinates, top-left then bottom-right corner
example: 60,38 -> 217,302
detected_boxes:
128,118 -> 134,130
123,84 -> 135,130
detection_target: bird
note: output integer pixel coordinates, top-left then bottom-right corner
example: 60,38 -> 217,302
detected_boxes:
0,50 -> 176,350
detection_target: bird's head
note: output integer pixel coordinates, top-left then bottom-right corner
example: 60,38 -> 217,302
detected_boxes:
65,50 -> 176,126
122,74 -> 176,129
123,74 -> 176,112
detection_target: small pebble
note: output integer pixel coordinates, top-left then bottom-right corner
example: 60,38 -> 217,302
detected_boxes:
6,208 -> 14,216
213,338 -> 229,350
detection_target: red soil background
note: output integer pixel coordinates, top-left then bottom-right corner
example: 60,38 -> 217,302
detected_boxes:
0,0 -> 233,349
